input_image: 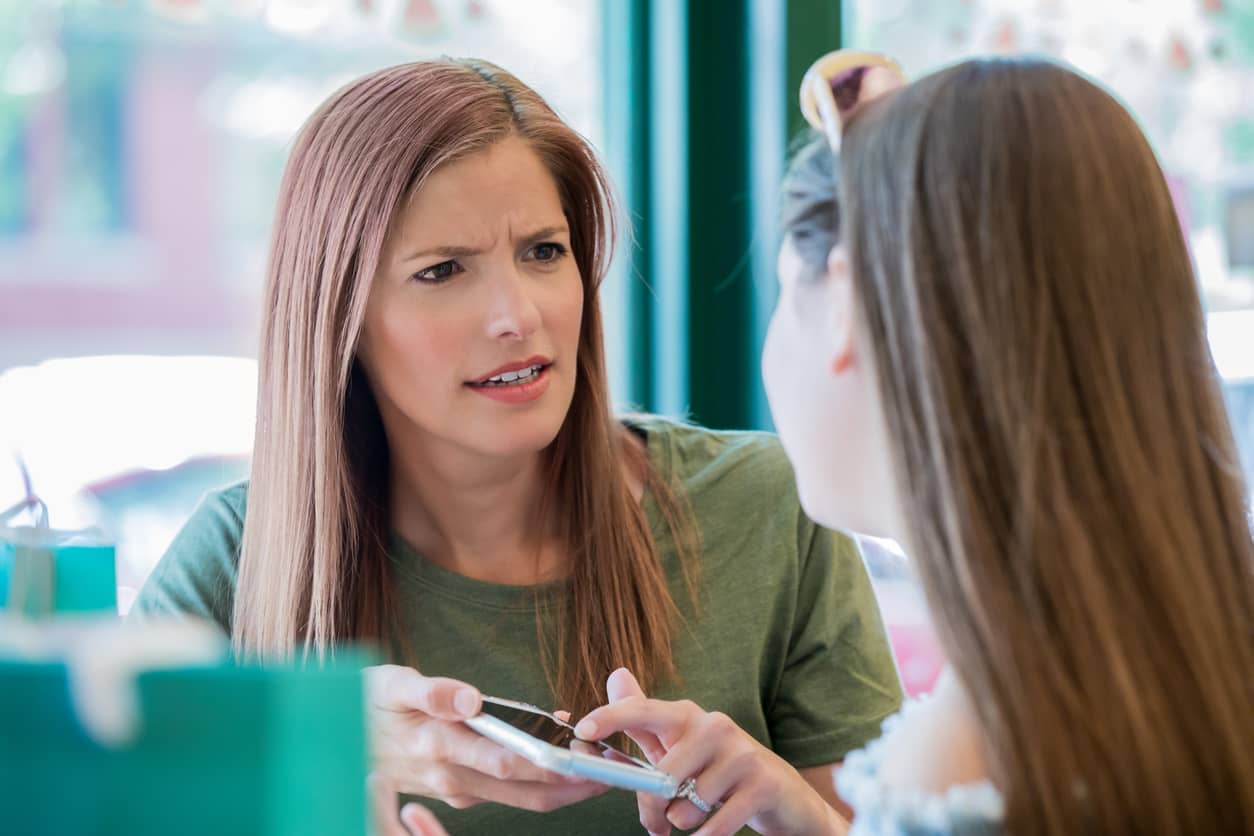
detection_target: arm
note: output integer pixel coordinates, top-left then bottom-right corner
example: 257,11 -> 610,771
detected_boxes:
126,485 -> 247,630
799,763 -> 851,833
767,525 -> 903,782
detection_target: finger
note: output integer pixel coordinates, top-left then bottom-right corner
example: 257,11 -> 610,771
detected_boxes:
691,792 -> 762,836
575,696 -> 696,747
655,711 -> 754,830
637,789 -> 672,836
682,741 -> 772,836
656,752 -> 718,831
605,667 -> 646,702
367,665 -> 480,719
665,759 -> 740,832
604,667 -> 668,764
429,764 -> 609,813
420,720 -> 574,785
625,726 -> 667,767
666,798 -> 708,832
457,729 -> 582,784
399,803 -> 449,836
368,772 -> 412,836
553,710 -> 572,723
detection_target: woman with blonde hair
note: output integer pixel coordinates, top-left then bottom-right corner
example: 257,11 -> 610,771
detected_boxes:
578,54 -> 1254,835
132,58 -> 903,835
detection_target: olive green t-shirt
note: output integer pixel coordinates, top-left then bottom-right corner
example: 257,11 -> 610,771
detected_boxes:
132,416 -> 903,835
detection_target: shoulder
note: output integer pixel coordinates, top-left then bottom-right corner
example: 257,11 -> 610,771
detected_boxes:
127,480 -> 250,629
625,414 -> 854,574
625,413 -> 797,497
169,481 -> 249,553
838,689 -> 1004,835
625,413 -> 833,551
193,480 -> 249,529
878,670 -> 991,793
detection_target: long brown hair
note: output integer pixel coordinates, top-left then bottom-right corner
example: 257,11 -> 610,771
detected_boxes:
787,57 -> 1254,833
235,59 -> 697,718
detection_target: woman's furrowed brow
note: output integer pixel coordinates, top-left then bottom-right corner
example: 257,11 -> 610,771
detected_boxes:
399,223 -> 569,264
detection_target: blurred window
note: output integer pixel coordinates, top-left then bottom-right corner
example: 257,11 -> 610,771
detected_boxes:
0,0 -> 602,609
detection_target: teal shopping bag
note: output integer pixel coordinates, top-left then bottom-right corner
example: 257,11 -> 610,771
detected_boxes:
0,618 -> 373,836
0,498 -> 116,616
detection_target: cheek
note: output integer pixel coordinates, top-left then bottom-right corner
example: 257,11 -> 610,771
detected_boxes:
761,311 -> 788,405
363,303 -> 457,399
546,268 -> 585,344
763,299 -> 819,431
763,297 -> 841,490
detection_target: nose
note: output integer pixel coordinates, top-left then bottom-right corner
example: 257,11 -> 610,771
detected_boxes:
484,265 -> 542,342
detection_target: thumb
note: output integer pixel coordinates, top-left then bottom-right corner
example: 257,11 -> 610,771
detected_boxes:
366,665 -> 481,720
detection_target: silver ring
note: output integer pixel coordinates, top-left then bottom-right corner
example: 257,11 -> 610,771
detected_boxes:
676,777 -> 713,814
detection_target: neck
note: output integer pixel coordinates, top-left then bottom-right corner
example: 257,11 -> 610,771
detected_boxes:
388,435 -> 558,585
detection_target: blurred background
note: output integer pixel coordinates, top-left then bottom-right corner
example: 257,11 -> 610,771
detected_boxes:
2,0 -> 1252,695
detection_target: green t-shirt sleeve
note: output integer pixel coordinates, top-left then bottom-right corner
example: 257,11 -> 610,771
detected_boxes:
126,485 -> 245,634
769,523 -> 904,767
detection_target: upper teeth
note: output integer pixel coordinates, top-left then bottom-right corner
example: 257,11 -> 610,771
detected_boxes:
486,364 -> 543,383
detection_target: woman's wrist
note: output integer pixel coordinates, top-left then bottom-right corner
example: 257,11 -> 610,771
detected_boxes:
772,776 -> 849,836
805,787 -> 851,836
820,800 -> 852,836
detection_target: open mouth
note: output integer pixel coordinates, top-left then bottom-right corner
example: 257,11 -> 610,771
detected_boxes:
467,362 -> 551,388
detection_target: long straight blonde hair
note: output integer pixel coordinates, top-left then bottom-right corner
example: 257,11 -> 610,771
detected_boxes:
788,58 -> 1254,833
235,60 -> 696,718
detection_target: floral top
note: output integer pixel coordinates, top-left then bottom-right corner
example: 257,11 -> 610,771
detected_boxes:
838,700 -> 1006,836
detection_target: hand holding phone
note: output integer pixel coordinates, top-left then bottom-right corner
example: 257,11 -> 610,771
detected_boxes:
364,665 -> 608,813
464,696 -> 680,797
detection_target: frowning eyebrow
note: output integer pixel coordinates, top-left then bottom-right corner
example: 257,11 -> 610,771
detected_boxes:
399,224 -> 570,263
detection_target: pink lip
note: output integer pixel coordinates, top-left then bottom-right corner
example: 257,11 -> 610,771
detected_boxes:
466,364 -> 552,404
469,355 -> 553,384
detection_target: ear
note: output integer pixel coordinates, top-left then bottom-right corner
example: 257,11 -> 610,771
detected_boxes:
826,245 -> 855,375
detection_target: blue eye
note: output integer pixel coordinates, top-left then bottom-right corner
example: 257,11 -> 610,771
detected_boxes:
412,260 -> 463,284
529,242 -> 568,263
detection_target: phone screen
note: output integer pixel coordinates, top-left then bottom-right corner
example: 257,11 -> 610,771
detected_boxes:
477,700 -> 651,768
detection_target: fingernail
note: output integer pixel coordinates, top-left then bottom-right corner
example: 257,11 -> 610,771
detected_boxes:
574,719 -> 596,739
454,688 -> 479,716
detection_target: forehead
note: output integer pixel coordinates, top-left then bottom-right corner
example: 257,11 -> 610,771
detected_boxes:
397,135 -> 567,240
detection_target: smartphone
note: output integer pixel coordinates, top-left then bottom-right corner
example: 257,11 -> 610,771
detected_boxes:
463,696 -> 680,797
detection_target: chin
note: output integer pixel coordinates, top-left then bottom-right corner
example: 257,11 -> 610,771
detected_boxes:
795,476 -> 840,530
478,419 -> 565,458
484,399 -> 575,453
460,378 -> 577,455
796,476 -> 884,538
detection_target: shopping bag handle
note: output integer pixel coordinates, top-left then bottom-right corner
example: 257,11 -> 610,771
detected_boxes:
2,452 -> 48,529
0,496 -> 49,530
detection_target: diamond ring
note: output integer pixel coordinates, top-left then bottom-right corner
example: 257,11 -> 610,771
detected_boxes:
676,777 -> 714,814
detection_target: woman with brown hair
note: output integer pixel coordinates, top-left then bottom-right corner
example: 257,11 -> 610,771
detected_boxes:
578,54 -> 1254,835
130,59 -> 902,835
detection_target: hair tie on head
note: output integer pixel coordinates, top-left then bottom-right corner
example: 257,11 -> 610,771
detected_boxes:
800,50 -> 906,152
